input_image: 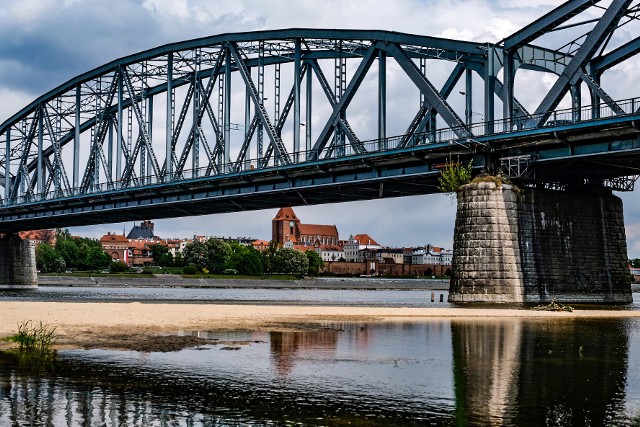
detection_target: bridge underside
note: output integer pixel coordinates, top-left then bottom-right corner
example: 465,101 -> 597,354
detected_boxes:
0,148 -> 446,232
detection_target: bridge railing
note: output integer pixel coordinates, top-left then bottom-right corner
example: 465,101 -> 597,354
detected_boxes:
6,96 -> 640,207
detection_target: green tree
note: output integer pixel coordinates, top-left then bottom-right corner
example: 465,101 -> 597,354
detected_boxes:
36,243 -> 66,273
438,155 -> 473,193
272,248 -> 309,275
173,252 -> 184,267
182,240 -> 209,271
54,229 -> 109,271
150,244 -> 173,266
305,250 -> 324,275
262,240 -> 279,273
228,245 -> 264,275
205,238 -> 232,273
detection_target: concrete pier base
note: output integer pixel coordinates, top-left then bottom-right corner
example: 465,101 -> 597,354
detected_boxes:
0,233 -> 38,289
449,180 -> 632,304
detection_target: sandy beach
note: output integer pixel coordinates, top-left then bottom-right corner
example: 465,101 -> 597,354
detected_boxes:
1,301 -> 639,351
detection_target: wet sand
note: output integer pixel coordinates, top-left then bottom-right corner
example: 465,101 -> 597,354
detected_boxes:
1,302 -> 639,351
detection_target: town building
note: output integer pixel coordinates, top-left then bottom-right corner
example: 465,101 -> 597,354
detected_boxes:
127,220 -> 157,239
272,207 -> 339,247
314,245 -> 345,262
100,232 -> 129,263
18,229 -> 57,245
412,245 -> 453,265
344,234 -> 381,262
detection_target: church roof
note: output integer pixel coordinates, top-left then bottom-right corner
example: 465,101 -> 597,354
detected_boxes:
298,223 -> 339,237
273,207 -> 300,222
127,223 -> 155,239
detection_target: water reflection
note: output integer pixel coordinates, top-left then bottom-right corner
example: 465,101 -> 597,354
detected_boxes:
1,319 -> 640,425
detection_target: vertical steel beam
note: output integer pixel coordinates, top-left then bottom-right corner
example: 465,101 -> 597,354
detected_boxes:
589,70 -> 601,119
37,106 -> 44,195
502,52 -> 515,127
571,83 -> 582,122
166,53 -> 174,181
305,60 -> 312,158
5,128 -> 10,200
245,77 -> 251,168
117,69 -> 123,183
465,68 -> 473,128
108,115 -> 114,181
257,42 -> 264,162
192,51 -> 200,176
224,45 -> 231,172
484,45 -> 495,134
146,96 -> 153,183
293,39 -> 301,163
378,50 -> 386,149
74,85 -> 81,190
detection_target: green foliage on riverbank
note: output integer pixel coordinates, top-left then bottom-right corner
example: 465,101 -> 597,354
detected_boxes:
5,321 -> 56,352
36,229 -> 111,273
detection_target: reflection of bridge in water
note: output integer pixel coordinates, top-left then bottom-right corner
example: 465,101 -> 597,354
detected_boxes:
0,319 -> 633,424
1,1 -> 640,301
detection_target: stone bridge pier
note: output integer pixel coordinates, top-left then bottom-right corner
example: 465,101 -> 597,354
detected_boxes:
0,233 -> 38,289
449,180 -> 632,304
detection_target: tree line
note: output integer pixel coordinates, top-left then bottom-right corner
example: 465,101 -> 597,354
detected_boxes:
36,231 -> 324,276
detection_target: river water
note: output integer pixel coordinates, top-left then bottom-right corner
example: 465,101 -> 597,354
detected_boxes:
1,287 -> 640,426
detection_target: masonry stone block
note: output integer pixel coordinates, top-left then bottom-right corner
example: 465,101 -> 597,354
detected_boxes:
449,181 -> 632,304
0,234 -> 38,289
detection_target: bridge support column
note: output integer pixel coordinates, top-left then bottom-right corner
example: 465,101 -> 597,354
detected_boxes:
0,233 -> 37,289
449,180 -> 632,304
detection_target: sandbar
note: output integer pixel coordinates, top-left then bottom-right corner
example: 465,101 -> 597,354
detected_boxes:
1,302 -> 639,351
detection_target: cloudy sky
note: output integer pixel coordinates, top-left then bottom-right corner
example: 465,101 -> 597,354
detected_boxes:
1,0 -> 640,255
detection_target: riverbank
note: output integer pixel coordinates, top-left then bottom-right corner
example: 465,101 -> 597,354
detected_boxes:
1,301 -> 640,352
38,274 -> 451,290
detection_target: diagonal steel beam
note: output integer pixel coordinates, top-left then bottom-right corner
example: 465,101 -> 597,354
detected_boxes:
399,63 -> 465,148
307,59 -> 366,155
228,42 -> 291,166
503,0 -> 601,50
529,0 -> 632,127
309,43 -> 378,160
383,42 -> 468,138
121,68 -> 162,177
592,36 -> 640,72
578,70 -> 625,114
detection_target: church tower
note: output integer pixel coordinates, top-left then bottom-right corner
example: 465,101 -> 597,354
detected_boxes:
272,207 -> 300,245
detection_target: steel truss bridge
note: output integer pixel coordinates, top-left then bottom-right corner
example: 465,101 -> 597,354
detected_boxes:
2,0 -> 640,231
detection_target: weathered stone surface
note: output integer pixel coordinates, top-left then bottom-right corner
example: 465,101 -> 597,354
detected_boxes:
449,182 -> 632,304
0,234 -> 37,288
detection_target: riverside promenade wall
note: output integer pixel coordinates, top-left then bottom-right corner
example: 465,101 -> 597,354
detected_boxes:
450,180 -> 632,304
38,275 -> 450,290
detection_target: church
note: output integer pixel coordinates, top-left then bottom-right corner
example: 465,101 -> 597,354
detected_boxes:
272,207 -> 339,247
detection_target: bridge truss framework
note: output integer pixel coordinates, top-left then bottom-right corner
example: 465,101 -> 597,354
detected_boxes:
1,0 -> 640,230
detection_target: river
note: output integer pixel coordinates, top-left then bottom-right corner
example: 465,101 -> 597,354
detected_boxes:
1,287 -> 640,425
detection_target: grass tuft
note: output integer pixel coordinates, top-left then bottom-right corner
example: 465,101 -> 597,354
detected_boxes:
5,320 -> 56,352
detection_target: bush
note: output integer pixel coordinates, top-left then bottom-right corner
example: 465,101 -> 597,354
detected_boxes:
223,268 -> 238,275
110,261 -> 128,273
438,156 -> 473,193
182,265 -> 198,275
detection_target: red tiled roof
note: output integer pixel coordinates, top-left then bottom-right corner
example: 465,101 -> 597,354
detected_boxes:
100,234 -> 129,243
273,207 -> 300,222
353,233 -> 379,246
315,244 -> 343,251
298,224 -> 338,237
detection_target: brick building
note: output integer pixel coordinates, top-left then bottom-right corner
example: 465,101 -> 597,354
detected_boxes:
272,207 -> 339,247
